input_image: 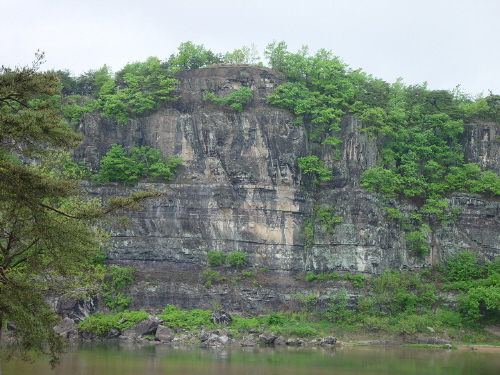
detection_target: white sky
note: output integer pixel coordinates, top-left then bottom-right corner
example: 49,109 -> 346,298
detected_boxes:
2,0 -> 499,96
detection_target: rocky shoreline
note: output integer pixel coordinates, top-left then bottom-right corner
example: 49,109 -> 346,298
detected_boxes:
47,314 -> 464,350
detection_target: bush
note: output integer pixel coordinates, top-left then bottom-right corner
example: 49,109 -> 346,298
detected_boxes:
97,144 -> 181,185
323,291 -> 356,325
266,312 -> 285,326
393,314 -> 428,334
201,268 -> 224,288
78,310 -> 148,334
226,251 -> 246,267
289,326 -> 317,337
231,316 -> 263,330
156,304 -> 212,329
203,87 -> 253,112
444,252 -> 483,282
101,265 -> 136,311
363,316 -> 390,331
206,251 -> 227,267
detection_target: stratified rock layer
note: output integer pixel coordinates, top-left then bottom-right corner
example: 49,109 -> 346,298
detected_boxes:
74,66 -> 500,310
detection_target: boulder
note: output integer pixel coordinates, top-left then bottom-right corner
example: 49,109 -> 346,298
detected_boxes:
321,336 -> 337,345
259,331 -> 278,345
121,315 -> 162,339
210,310 -> 232,326
56,296 -> 97,323
155,325 -> 175,342
274,335 -> 286,346
53,317 -> 79,340
241,334 -> 259,347
198,329 -> 210,342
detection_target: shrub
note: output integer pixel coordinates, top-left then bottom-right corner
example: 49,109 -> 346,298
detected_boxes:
323,291 -> 356,325
444,252 -> 483,282
231,316 -> 263,330
156,305 -> 212,329
266,312 -> 285,326
226,251 -> 246,267
206,251 -> 227,267
203,87 -> 253,112
353,273 -> 365,288
363,316 -> 390,331
201,268 -> 224,288
291,293 -> 318,312
101,265 -> 136,311
392,313 -> 428,334
289,326 -> 317,337
78,310 -> 148,334
97,144 -> 181,185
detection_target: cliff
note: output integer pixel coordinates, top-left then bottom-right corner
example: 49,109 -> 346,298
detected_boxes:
73,66 -> 500,311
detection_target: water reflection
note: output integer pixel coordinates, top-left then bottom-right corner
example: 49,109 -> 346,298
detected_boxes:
3,342 -> 500,375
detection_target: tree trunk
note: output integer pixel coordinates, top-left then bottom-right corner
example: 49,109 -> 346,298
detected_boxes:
0,313 -> 3,375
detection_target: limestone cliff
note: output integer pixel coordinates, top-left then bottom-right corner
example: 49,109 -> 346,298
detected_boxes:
73,66 -> 500,311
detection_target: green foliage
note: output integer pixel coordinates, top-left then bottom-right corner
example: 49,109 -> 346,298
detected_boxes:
0,53 -> 109,367
266,312 -> 286,326
458,286 -> 500,323
168,41 -> 222,71
304,271 -> 341,282
230,316 -> 263,330
97,144 -> 181,185
226,251 -> 247,267
301,205 -> 343,248
369,270 -> 439,316
101,265 -> 136,311
443,252 -> 483,282
357,81 -> 500,255
323,291 -> 356,325
156,305 -> 212,329
297,156 -> 331,184
265,42 -> 359,143
291,292 -> 318,313
99,57 -> 177,123
77,310 -> 148,334
203,87 -> 253,112
206,251 -> 227,267
201,268 -> 225,288
352,273 -> 366,288
55,56 -> 177,124
288,325 -> 318,337
223,44 -> 260,65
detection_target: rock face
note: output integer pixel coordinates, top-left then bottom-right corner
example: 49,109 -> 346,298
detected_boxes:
73,66 -> 500,310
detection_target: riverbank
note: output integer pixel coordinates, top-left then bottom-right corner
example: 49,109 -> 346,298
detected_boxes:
44,311 -> 500,351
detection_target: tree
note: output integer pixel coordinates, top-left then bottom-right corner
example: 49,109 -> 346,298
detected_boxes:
224,44 -> 260,65
168,41 -> 222,72
0,53 -> 157,370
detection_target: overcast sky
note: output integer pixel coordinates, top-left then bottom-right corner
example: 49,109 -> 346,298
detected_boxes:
2,0 -> 499,96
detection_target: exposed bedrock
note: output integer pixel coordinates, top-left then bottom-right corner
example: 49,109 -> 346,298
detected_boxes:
74,66 -> 500,281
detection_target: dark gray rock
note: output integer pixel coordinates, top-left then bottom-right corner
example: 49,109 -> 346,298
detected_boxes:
274,335 -> 286,346
241,334 -> 259,347
53,317 -> 79,340
198,329 -> 210,342
121,315 -> 162,339
321,336 -> 337,345
259,331 -> 278,345
155,325 -> 175,342
56,297 -> 97,323
211,310 -> 232,326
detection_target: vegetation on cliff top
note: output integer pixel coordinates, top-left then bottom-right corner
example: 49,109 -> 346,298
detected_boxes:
262,41 -> 500,256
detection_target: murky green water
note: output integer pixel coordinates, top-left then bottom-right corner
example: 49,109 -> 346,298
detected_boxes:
3,342 -> 500,375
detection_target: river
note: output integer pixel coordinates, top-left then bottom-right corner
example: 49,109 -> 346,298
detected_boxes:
2,342 -> 500,375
